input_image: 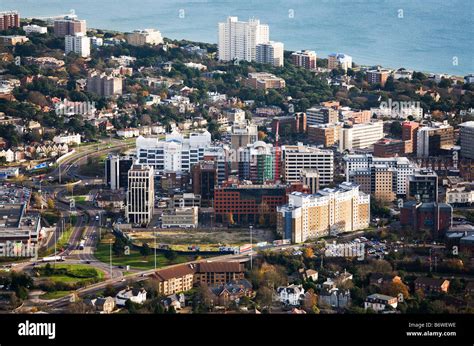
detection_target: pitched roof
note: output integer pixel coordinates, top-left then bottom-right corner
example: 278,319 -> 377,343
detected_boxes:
197,262 -> 244,273
153,264 -> 196,281
414,277 -> 448,286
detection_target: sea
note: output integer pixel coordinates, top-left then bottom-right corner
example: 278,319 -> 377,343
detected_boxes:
2,0 -> 473,75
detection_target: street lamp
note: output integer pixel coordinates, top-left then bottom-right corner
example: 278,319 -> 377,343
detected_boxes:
109,241 -> 113,279
153,226 -> 157,271
249,225 -> 253,270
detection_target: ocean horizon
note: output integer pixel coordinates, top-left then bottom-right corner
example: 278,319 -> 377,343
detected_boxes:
2,0 -> 473,75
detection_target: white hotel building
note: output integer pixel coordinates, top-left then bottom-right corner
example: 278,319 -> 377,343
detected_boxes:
218,16 -> 269,62
343,154 -> 415,195
339,121 -> 384,151
281,145 -> 334,186
65,33 -> 90,58
136,130 -> 227,176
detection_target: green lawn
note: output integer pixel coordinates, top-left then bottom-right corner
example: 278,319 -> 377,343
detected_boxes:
95,236 -> 194,270
37,263 -> 105,285
72,196 -> 88,203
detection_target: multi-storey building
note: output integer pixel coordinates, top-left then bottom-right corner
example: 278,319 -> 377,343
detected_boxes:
230,121 -> 258,150
126,165 -> 155,226
54,16 -> 86,37
192,161 -> 217,207
400,201 -> 452,233
65,33 -> 90,58
0,203 -> 40,258
307,123 -> 341,147
306,106 -> 339,126
224,108 -> 246,124
416,122 -> 454,158
194,262 -> 245,286
408,169 -> 438,203
366,68 -> 391,86
344,154 -> 414,196
153,264 -> 196,296
214,181 -> 288,225
339,121 -> 384,151
402,121 -> 419,154
281,145 -> 334,186
459,121 -> 474,159
446,185 -> 474,205
0,11 -> 20,31
218,16 -> 269,62
348,165 -> 397,203
277,182 -> 370,243
87,71 -> 123,97
271,113 -> 307,135
340,108 -> 371,124
300,169 -> 320,194
327,53 -> 352,71
23,25 -> 48,35
244,72 -> 286,90
126,29 -> 163,46
373,139 -> 407,158
237,141 -> 274,184
161,206 -> 198,228
136,131 -> 227,177
256,41 -> 284,67
105,154 -> 135,190
291,50 -> 317,69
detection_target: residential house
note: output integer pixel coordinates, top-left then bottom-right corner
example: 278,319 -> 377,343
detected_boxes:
301,269 -> 318,282
369,273 -> 402,287
161,293 -> 186,311
276,284 -> 305,306
208,279 -> 253,306
115,288 -> 147,306
318,288 -> 351,309
364,293 -> 398,312
414,277 -> 450,293
94,297 -> 116,313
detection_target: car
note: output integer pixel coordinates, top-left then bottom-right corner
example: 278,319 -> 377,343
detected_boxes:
118,265 -> 125,269
86,261 -> 91,264
120,278 -> 126,282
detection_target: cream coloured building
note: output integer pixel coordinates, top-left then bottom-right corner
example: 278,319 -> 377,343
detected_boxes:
126,29 -> 163,46
339,121 -> 384,151
277,182 -> 370,243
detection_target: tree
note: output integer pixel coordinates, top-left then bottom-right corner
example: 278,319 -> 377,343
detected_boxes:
164,250 -> 178,262
303,247 -> 314,259
140,242 -> 151,258
47,198 -> 55,210
303,288 -> 318,313
381,281 -> 410,300
104,284 -> 116,297
112,236 -> 126,256
389,121 -> 402,138
255,286 -> 273,309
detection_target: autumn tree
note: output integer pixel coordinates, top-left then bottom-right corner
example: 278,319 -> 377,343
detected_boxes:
381,281 -> 410,300
303,247 -> 314,259
303,288 -> 318,313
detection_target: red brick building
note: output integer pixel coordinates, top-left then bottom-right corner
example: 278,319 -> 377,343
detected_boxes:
400,201 -> 452,235
0,11 -> 20,31
214,181 -> 289,225
373,139 -> 407,157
